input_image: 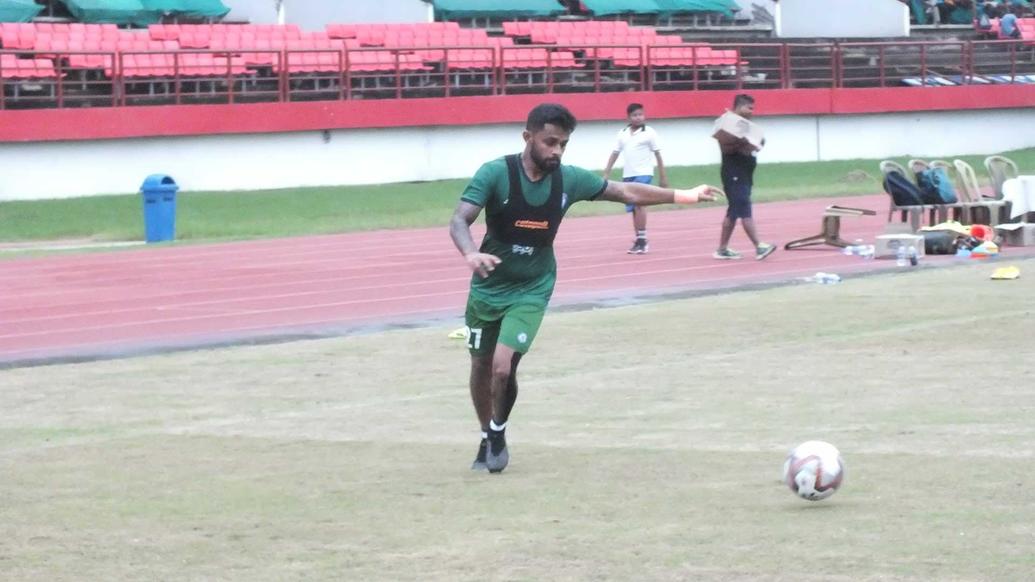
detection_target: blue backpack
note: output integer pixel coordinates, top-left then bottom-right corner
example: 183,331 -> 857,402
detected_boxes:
917,168 -> 958,204
883,171 -> 924,206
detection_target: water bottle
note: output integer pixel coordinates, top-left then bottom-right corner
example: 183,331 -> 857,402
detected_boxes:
896,246 -> 908,267
811,272 -> 841,285
908,246 -> 919,267
842,244 -> 871,257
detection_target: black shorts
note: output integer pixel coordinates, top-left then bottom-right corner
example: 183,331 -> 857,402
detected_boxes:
721,157 -> 755,219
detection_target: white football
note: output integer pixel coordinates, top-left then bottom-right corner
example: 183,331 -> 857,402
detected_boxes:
782,440 -> 845,501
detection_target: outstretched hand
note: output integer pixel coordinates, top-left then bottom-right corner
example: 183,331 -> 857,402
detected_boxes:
673,185 -> 725,204
465,252 -> 502,278
695,185 -> 725,202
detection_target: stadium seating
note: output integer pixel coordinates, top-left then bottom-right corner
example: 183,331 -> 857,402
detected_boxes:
500,20 -> 738,67
0,19 -> 1029,109
0,19 -> 744,81
980,17 -> 1035,41
111,53 -> 248,78
1,22 -> 119,50
326,22 -> 460,40
0,53 -> 58,79
344,51 -> 430,73
148,23 -> 302,42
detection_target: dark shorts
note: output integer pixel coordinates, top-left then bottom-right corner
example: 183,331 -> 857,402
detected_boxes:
721,165 -> 754,220
623,175 -> 652,212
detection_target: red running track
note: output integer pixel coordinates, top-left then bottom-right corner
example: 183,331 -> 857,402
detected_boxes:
0,194 -> 1011,367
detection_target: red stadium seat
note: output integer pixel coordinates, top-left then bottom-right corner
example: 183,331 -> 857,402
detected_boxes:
2,25 -> 36,50
243,38 -> 278,66
179,30 -> 212,49
530,30 -> 557,44
149,24 -> 172,40
503,48 -> 549,69
356,28 -> 385,46
445,47 -> 495,70
12,57 -> 46,78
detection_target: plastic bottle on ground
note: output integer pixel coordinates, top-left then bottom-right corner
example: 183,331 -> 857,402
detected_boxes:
843,244 -> 873,258
810,272 -> 841,285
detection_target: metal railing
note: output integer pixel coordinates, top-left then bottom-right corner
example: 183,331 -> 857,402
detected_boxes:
0,39 -> 1032,109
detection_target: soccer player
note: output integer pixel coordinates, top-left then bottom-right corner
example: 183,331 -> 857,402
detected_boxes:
601,103 -> 669,254
449,103 -> 721,474
713,94 -> 776,261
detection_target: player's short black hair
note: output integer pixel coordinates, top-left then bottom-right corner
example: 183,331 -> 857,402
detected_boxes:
626,102 -> 644,116
526,103 -> 577,134
733,94 -> 755,109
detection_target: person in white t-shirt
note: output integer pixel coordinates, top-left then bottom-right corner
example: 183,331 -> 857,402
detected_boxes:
602,103 -> 669,254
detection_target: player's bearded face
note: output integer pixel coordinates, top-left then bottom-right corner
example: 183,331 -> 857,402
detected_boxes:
527,124 -> 569,173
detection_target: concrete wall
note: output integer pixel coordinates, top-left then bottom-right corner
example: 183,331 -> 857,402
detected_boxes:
775,0 -> 909,38
225,0 -> 432,29
731,0 -> 777,23
1,108 -> 1033,200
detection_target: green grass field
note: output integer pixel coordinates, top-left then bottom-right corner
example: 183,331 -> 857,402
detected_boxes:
1,148 -> 1032,244
2,259 -> 1032,580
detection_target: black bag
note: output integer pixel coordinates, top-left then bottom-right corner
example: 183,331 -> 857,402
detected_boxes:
883,171 -> 925,206
922,231 -> 959,255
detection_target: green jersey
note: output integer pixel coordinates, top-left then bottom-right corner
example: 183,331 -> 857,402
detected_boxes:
461,156 -> 607,306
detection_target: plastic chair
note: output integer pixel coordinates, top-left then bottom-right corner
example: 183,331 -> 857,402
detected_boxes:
785,206 -> 878,250
908,158 -> 928,178
880,160 -> 926,231
953,159 -> 1007,226
983,155 -> 1019,199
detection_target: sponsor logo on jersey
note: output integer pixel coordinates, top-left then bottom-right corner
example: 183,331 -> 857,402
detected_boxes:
512,245 -> 535,256
514,219 -> 550,230
517,332 -> 528,344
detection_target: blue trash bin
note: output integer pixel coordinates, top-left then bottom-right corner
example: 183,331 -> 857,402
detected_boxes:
140,175 -> 179,243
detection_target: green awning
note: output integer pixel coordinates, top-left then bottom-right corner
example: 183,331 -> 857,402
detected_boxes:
59,0 -> 161,25
433,0 -> 565,19
0,0 -> 44,22
655,0 -> 739,18
580,0 -> 662,16
140,0 -> 230,19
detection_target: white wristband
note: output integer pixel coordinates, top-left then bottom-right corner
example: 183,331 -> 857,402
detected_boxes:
673,188 -> 700,205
